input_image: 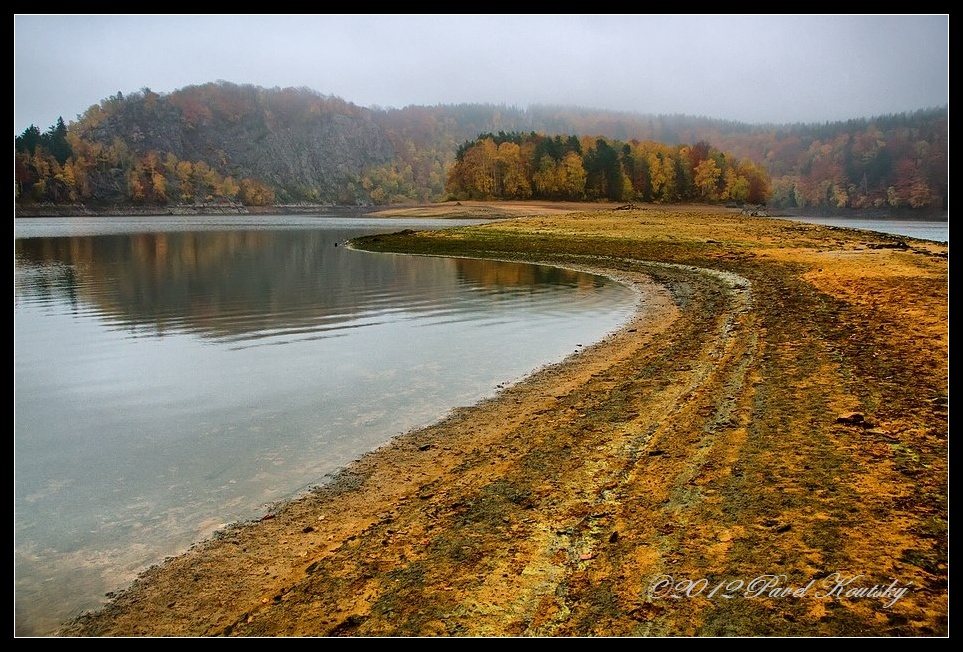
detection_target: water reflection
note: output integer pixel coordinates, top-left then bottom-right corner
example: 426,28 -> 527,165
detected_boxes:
14,221 -> 634,635
16,231 -> 603,343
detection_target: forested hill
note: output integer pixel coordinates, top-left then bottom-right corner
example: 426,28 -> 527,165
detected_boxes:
15,82 -> 947,211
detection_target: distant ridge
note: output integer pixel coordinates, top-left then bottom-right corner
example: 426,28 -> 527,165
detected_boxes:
15,82 -> 947,210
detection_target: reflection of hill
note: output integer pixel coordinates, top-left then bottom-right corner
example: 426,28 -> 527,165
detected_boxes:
15,231 -> 611,342
15,231 -> 449,339
453,258 -> 604,290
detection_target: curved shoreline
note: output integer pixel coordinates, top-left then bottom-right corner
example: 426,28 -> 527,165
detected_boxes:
19,237 -> 640,635
62,262 -> 682,636
62,208 -> 947,636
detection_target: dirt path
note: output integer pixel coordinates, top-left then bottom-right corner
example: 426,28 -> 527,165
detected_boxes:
62,209 -> 947,636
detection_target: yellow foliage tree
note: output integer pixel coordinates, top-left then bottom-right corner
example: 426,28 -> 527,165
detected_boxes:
559,152 -> 587,199
220,176 -> 240,201
722,169 -> 750,202
694,158 -> 722,200
152,172 -> 168,202
496,142 -> 531,199
532,156 -> 560,198
175,161 -> 193,201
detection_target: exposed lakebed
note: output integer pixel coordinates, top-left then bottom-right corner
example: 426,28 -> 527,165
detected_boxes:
14,215 -> 637,635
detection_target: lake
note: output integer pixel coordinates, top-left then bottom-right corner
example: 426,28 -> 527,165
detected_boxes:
13,215 -> 637,635
774,215 -> 948,242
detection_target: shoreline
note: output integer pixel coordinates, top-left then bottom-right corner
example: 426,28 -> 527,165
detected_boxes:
60,207 -> 947,636
13,203 -> 366,218
14,200 -> 948,223
12,200 -> 631,220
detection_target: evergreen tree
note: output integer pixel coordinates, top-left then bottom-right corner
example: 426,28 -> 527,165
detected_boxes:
15,125 -> 42,154
45,117 -> 72,164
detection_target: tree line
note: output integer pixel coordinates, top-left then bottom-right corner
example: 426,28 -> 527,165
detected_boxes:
759,113 -> 946,210
15,116 -> 275,206
446,132 -> 769,204
13,83 -> 946,210
15,128 -> 276,207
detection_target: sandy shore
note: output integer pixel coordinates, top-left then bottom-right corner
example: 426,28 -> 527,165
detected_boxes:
62,206 -> 947,636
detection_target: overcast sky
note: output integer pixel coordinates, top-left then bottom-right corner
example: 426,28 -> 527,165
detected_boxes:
14,14 -> 948,132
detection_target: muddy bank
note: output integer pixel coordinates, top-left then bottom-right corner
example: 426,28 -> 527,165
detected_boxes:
61,208 -> 947,636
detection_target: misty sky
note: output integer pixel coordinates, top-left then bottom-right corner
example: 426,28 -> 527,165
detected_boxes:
14,14 -> 948,132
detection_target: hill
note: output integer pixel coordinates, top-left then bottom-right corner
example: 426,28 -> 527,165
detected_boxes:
14,82 -> 947,211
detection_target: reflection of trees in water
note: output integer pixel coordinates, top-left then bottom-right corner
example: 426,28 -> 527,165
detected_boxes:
453,258 -> 604,290
16,232 -> 608,340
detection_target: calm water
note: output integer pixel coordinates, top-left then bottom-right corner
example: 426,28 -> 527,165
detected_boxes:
13,215 -> 636,635
776,216 -> 948,242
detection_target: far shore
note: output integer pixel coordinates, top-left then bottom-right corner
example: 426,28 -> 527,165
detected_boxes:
14,199 -> 948,222
14,202 -> 341,218
61,204 -> 947,636
13,199 -> 664,219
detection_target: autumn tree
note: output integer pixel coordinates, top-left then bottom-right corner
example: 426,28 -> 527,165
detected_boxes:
558,152 -> 587,199
496,142 -> 531,198
694,158 -> 722,200
239,178 -> 275,205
